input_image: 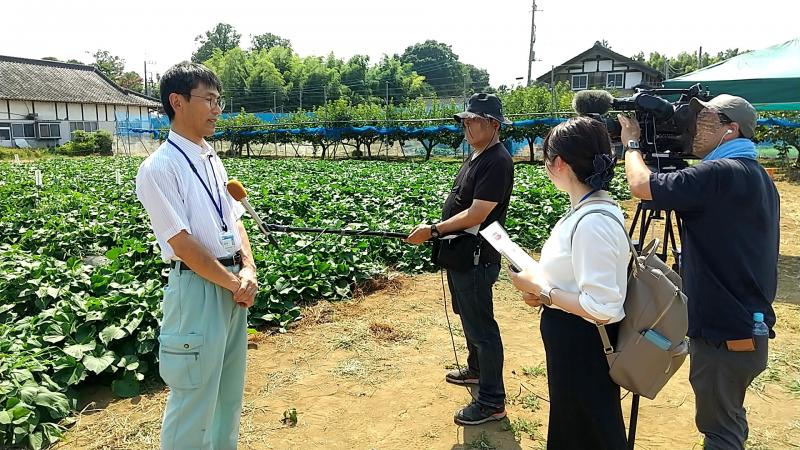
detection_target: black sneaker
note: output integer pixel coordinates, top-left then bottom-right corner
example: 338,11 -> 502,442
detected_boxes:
454,401 -> 507,426
445,367 -> 479,386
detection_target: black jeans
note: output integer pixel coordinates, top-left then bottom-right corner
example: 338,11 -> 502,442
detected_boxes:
447,262 -> 505,408
689,336 -> 769,450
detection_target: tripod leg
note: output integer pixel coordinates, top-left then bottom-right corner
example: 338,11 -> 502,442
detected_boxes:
665,211 -> 681,272
628,394 -> 640,450
629,203 -> 643,251
639,207 -> 653,254
660,211 -> 672,262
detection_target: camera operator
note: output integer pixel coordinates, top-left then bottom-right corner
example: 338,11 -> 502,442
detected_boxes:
620,94 -> 780,450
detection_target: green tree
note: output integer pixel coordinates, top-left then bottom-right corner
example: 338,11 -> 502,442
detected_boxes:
299,56 -> 343,108
400,40 -> 464,97
148,73 -> 161,99
632,48 -> 749,78
247,50 -> 288,112
204,47 -> 251,111
500,83 -> 573,162
465,64 -> 492,93
117,71 -> 144,93
266,47 -> 303,109
192,23 -> 241,64
340,55 -> 373,103
756,112 -> 800,167
369,55 -> 432,105
396,98 -> 463,161
250,32 -> 291,52
266,46 -> 300,76
92,50 -> 125,80
215,109 -> 264,156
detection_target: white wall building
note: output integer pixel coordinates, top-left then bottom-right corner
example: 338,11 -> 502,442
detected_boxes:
536,42 -> 665,94
0,55 -> 160,148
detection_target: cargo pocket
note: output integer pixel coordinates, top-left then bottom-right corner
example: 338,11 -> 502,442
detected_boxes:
158,334 -> 205,390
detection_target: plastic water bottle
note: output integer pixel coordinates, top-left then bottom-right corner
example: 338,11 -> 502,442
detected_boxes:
753,312 -> 769,337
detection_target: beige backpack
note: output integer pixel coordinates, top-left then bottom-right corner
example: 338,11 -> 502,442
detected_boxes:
571,202 -> 689,399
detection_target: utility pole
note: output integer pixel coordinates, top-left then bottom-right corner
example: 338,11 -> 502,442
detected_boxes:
143,60 -> 148,96
299,86 -> 303,111
698,46 -> 703,69
664,59 -> 669,80
385,81 -> 389,121
323,86 -> 327,105
143,58 -> 156,97
526,0 -> 539,86
273,92 -> 277,113
550,65 -> 556,111
463,74 -> 467,107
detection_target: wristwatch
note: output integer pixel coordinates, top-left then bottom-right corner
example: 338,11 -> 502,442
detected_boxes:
430,224 -> 440,239
626,139 -> 641,151
538,287 -> 555,306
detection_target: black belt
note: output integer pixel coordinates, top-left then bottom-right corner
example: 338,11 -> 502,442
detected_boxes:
170,251 -> 242,272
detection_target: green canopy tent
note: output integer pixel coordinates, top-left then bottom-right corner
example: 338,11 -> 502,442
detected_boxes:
662,38 -> 800,111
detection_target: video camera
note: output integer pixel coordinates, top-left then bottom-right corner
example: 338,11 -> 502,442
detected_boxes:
572,83 -> 711,169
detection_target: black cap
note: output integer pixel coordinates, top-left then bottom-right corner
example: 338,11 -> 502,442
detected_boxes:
454,93 -> 512,125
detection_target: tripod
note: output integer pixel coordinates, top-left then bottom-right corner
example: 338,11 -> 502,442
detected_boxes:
624,196 -> 683,449
629,201 -> 683,272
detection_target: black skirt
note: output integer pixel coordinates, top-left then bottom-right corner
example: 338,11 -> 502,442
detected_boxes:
540,306 -> 627,450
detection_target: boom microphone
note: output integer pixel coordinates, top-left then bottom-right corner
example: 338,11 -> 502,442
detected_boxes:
227,179 -> 413,243
226,179 -> 280,248
572,90 -> 614,116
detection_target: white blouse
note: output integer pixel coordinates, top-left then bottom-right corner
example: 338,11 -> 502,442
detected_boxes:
539,192 -> 630,324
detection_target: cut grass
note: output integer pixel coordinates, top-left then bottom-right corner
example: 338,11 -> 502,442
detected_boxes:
503,417 -> 543,441
521,364 -> 547,378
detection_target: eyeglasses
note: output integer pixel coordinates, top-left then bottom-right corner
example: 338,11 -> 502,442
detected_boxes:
461,115 -> 492,127
183,94 -> 225,111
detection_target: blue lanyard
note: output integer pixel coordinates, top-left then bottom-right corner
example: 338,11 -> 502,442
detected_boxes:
579,189 -> 599,203
167,139 -> 227,232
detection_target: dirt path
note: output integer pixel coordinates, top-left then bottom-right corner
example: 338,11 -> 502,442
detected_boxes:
56,181 -> 800,450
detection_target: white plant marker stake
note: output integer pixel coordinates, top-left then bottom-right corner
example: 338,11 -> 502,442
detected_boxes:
115,169 -> 122,185
34,169 -> 43,187
14,154 -> 21,164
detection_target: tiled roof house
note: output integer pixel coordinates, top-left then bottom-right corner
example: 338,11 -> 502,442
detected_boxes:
0,55 -> 160,147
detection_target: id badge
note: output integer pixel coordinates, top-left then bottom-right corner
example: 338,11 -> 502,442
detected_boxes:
219,231 -> 236,255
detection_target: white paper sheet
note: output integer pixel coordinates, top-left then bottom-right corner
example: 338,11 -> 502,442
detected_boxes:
480,221 -> 539,272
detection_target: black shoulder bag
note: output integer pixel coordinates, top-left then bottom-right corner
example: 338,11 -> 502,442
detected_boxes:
432,232 -> 482,272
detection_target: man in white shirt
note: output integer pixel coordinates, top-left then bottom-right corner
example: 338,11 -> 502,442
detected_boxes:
136,62 -> 258,450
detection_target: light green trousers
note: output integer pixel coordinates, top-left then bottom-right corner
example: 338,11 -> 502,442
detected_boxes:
158,263 -> 247,450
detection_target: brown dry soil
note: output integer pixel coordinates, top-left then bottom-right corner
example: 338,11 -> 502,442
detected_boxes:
55,180 -> 800,450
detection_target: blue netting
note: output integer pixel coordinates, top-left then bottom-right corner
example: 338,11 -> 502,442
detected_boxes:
138,117 -> 800,141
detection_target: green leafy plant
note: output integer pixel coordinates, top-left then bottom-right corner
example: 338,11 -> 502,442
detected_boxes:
0,156 -> 629,448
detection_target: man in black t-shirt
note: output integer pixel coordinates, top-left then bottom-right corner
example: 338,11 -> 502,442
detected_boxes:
621,95 -> 779,450
406,93 -> 514,426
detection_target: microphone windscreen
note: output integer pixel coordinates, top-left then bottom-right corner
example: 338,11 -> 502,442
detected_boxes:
226,179 -> 247,201
572,90 -> 614,115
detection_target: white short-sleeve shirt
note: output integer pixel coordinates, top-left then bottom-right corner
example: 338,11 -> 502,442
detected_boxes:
539,192 -> 630,324
136,130 -> 246,262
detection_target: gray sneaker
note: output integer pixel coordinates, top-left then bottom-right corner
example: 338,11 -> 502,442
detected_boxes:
454,400 -> 507,426
445,367 -> 479,386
